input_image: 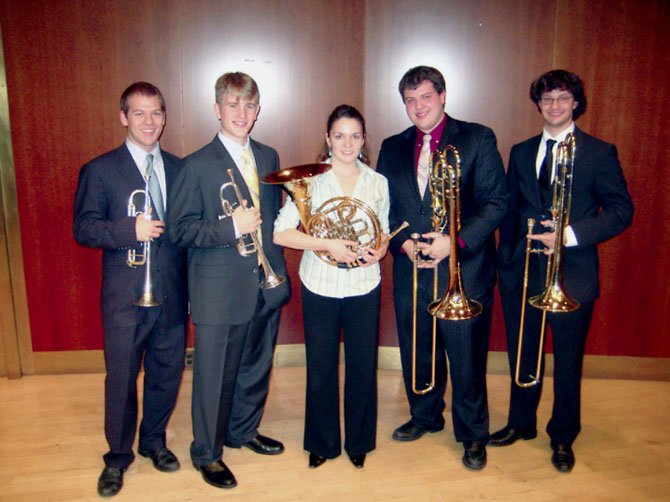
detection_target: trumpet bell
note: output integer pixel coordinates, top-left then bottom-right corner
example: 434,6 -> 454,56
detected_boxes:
528,284 -> 580,312
428,293 -> 482,320
134,290 -> 160,307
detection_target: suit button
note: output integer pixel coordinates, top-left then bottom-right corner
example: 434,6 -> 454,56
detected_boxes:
253,267 -> 258,274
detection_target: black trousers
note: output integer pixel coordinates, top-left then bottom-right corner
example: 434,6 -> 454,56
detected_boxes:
501,276 -> 594,446
190,292 -> 276,465
302,284 -> 380,458
103,307 -> 185,469
393,266 -> 492,443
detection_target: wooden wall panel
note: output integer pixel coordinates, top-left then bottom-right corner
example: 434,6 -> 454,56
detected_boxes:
364,0 -> 555,346
0,0 -> 183,351
176,0 -> 365,344
0,0 -> 667,363
552,0 -> 670,356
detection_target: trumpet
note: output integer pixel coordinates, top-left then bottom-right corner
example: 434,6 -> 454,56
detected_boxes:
514,133 -> 580,388
219,168 -> 285,290
126,175 -> 159,307
411,145 -> 482,395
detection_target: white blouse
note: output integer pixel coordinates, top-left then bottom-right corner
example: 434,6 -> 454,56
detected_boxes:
273,159 -> 390,298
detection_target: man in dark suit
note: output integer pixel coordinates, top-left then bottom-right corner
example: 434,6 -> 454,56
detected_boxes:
491,70 -> 634,472
74,82 -> 188,497
168,72 -> 290,489
377,66 -> 507,470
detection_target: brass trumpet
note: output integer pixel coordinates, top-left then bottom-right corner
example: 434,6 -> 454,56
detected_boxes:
127,174 -> 159,307
514,133 -> 580,388
411,145 -> 482,395
219,168 -> 286,290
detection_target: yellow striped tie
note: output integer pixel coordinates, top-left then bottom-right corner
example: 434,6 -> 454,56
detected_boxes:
240,148 -> 260,210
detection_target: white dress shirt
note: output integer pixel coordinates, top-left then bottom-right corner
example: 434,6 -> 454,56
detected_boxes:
125,139 -> 167,209
274,159 -> 390,298
534,123 -> 578,247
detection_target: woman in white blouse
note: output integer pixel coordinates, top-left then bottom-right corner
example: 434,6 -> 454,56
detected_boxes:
274,105 -> 390,470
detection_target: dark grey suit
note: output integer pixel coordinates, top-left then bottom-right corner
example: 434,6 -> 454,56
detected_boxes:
168,136 -> 290,465
377,116 -> 507,442
497,126 -> 633,445
74,144 -> 188,469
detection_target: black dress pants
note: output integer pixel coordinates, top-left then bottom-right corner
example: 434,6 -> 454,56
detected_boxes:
302,284 -> 380,458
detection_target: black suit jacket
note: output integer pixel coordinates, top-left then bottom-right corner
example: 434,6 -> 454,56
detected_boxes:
497,126 -> 634,302
377,116 -> 508,301
73,144 -> 188,328
168,136 -> 290,326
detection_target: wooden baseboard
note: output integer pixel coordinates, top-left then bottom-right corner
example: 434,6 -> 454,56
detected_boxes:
25,346 -> 670,381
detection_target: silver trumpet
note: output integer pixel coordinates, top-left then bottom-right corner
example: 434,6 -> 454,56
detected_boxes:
127,173 -> 160,307
218,168 -> 285,289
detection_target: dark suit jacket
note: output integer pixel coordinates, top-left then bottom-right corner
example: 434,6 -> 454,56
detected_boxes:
168,136 -> 290,326
73,144 -> 188,328
377,116 -> 508,302
497,126 -> 634,302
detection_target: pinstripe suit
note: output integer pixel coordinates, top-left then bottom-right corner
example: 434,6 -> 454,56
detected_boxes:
377,116 -> 507,442
168,136 -> 290,466
74,143 -> 188,469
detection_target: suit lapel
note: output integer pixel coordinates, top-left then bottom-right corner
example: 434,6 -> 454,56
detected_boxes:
212,136 -> 254,207
517,135 -> 543,209
398,128 -> 423,205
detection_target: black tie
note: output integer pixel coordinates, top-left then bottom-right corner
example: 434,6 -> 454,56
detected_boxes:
539,139 -> 556,205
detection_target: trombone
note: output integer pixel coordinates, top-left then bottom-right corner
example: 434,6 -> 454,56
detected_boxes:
127,173 -> 159,307
514,133 -> 580,388
411,146 -> 482,395
219,168 -> 286,290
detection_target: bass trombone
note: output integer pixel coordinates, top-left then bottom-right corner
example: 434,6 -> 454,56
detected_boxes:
514,133 -> 580,388
127,173 -> 159,307
412,145 -> 482,395
219,168 -> 286,290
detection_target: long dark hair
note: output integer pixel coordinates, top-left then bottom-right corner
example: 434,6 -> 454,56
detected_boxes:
317,104 -> 369,164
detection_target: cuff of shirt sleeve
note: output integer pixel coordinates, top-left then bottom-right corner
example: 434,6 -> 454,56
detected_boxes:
564,225 -> 578,247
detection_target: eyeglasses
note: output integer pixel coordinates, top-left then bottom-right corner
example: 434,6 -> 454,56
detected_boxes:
539,95 -> 573,106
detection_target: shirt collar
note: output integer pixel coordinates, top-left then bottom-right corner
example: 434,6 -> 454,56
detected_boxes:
542,122 -> 575,143
217,132 -> 251,161
125,139 -> 161,169
415,113 -> 447,147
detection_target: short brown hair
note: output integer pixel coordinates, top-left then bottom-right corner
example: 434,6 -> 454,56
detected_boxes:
215,72 -> 259,105
120,82 -> 165,115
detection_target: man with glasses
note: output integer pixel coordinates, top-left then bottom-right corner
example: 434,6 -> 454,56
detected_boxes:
492,69 -> 633,472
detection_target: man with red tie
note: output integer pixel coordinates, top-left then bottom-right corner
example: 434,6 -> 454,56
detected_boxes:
377,66 -> 507,470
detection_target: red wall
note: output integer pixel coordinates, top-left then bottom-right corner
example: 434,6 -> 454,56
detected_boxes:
1,0 -> 668,357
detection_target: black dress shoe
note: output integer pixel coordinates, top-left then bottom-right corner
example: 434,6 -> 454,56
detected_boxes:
551,443 -> 575,473
349,453 -> 366,469
489,425 -> 537,446
308,452 -> 327,469
392,420 -> 441,441
462,441 -> 487,470
138,447 -> 180,472
97,467 -> 124,497
194,460 -> 237,489
239,434 -> 285,455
